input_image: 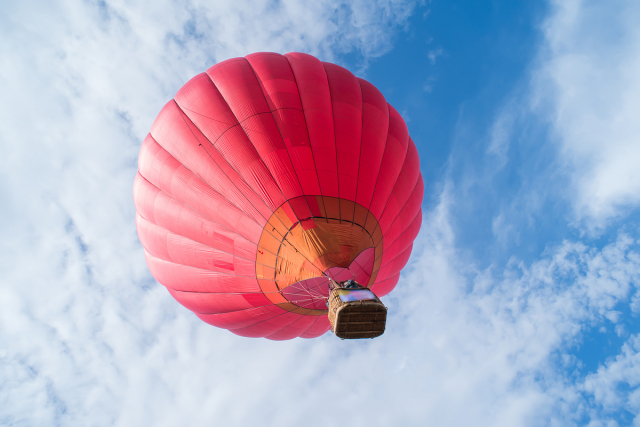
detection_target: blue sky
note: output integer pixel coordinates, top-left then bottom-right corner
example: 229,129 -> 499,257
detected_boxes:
1,0 -> 640,425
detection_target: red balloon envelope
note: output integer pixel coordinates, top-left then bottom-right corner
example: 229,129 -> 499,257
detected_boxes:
134,52 -> 423,340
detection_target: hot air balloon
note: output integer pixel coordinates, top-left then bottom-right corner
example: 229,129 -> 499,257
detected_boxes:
134,52 -> 423,340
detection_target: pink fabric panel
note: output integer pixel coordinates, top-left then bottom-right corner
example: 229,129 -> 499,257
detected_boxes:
353,248 -> 375,275
356,78 -> 389,208
368,173 -> 424,272
395,211 -> 422,255
376,211 -> 422,267
240,113 -> 304,201
266,315 -> 320,341
168,288 -> 273,315
174,73 -> 237,137
382,175 -> 424,245
230,312 -> 304,338
138,134 -> 264,243
374,244 -> 413,284
133,174 -> 255,261
137,215 -> 256,275
145,251 -> 260,294
211,125 -> 286,211
284,52 -> 339,197
300,315 -> 331,338
378,139 -> 421,232
245,52 -> 303,111
370,273 -> 400,297
208,57 -> 305,204
247,53 -> 322,197
150,101 -> 272,223
173,76 -> 284,215
325,247 -> 375,284
323,62 -> 362,202
272,108 -> 322,196
196,305 -> 287,329
206,57 -> 270,121
368,105 -> 409,219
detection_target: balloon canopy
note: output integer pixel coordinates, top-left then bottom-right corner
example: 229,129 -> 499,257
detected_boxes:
134,52 -> 423,340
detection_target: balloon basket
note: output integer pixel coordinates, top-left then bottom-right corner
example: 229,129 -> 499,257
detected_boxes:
327,286 -> 387,339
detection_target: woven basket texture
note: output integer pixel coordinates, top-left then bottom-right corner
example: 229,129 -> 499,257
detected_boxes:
327,288 -> 387,339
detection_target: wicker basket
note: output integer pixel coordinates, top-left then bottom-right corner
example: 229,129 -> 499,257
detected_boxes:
327,287 -> 387,339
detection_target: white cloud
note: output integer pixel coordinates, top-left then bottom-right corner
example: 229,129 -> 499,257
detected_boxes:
428,47 -> 444,64
532,0 -> 640,228
582,334 -> 640,422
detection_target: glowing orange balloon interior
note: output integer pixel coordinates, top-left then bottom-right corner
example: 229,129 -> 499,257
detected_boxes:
256,195 -> 382,314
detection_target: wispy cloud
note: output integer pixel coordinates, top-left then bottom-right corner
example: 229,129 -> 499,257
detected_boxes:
532,0 -> 640,230
428,47 -> 444,64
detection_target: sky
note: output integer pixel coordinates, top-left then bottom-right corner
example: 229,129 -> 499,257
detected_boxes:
1,0 -> 640,425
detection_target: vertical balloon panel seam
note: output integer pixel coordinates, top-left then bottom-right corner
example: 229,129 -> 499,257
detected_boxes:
201,71 -> 308,246
195,71 -> 291,214
385,172 -> 423,238
228,310 -> 302,336
141,240 -> 279,282
367,105 -> 411,220
373,208 -> 422,271
368,209 -> 420,280
175,99 -> 282,216
381,206 -> 423,258
176,104 -> 239,135
321,62 -> 342,222
160,108 -> 294,251
167,101 -> 272,224
264,315 -> 314,340
357,102 -> 392,257
248,311 -> 306,337
138,136 -> 266,244
352,77 -> 369,225
243,57 -> 318,227
138,217 -> 267,276
283,54 -> 331,217
373,172 -> 423,261
325,63 -> 364,205
225,308 -> 293,327
303,319 -> 332,339
377,215 -> 421,272
386,243 -> 414,278
381,139 -> 421,218
209,58 -> 301,208
356,118 -> 413,285
283,54 -> 328,216
135,177 -> 286,270
172,99 -> 297,253
198,305 -> 286,319
354,79 -> 390,210
299,315 -> 326,338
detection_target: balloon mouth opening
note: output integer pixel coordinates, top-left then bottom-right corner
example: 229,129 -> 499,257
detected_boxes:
279,247 -> 376,310
255,196 -> 383,313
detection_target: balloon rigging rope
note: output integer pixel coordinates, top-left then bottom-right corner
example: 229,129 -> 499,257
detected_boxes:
276,232 -> 335,302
